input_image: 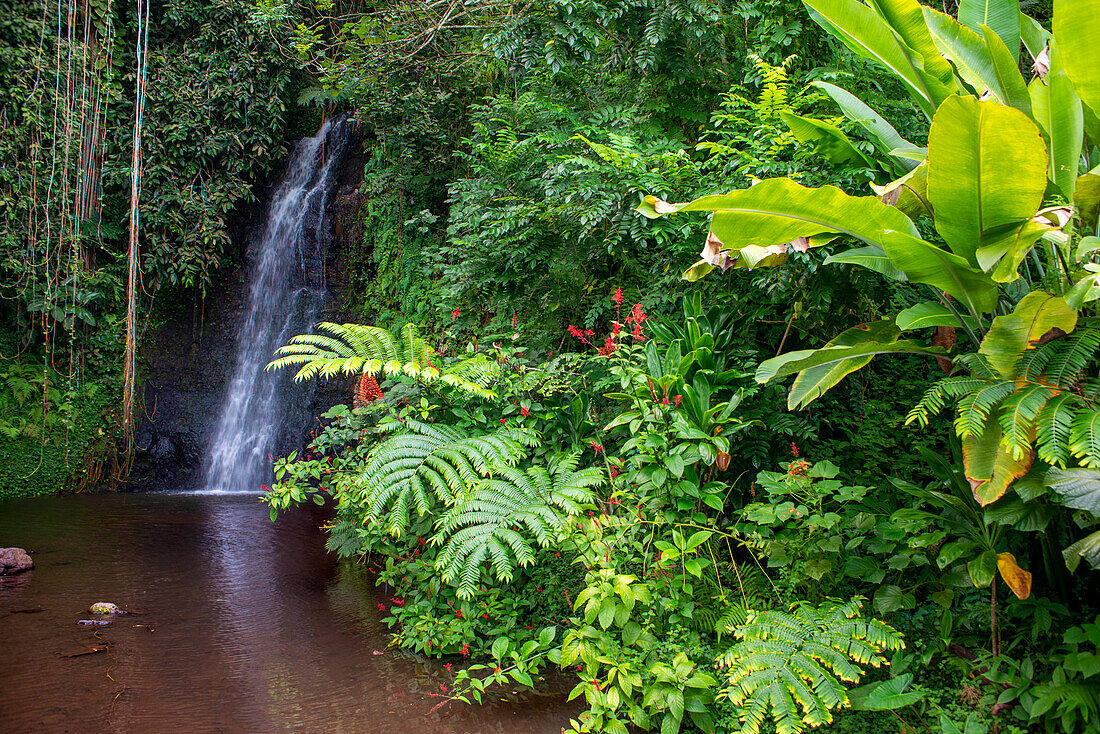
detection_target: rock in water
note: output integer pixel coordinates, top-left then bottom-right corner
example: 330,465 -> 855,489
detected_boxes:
0,547 -> 33,575
89,602 -> 119,614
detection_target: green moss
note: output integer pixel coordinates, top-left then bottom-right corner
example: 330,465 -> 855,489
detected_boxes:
0,379 -> 118,500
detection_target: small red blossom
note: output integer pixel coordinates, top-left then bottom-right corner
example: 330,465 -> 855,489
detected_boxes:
451,307 -> 461,319
377,603 -> 385,611
499,418 -> 507,425
391,597 -> 405,607
440,683 -> 448,693
674,394 -> 682,406
589,439 -> 602,452
612,287 -> 624,305
790,442 -> 800,457
609,466 -> 619,479
520,406 -> 529,417
460,643 -> 470,656
444,663 -> 453,671
455,609 -> 463,619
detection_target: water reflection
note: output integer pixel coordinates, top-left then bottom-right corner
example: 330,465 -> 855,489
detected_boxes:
0,493 -> 577,732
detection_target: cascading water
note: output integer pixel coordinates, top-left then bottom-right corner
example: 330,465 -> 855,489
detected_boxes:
202,117 -> 349,493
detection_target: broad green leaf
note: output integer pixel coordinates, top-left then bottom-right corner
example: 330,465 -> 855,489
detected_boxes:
1075,175 -> 1100,234
880,230 -> 998,315
958,0 -> 1020,61
979,292 -> 1078,378
848,674 -> 925,710
1063,530 -> 1100,572
1055,0 -> 1100,119
1045,467 -> 1100,515
787,320 -> 902,409
824,245 -> 908,281
1019,12 -> 1050,62
642,177 -> 919,254
812,81 -> 919,171
923,9 -> 1029,113
896,301 -> 978,331
1029,48 -> 1084,199
804,0 -> 956,118
874,584 -> 914,613
927,96 -> 1048,267
963,417 -> 1035,505
967,549 -> 998,587
996,552 -> 1032,599
758,335 -> 948,408
780,112 -> 877,168
866,0 -> 957,85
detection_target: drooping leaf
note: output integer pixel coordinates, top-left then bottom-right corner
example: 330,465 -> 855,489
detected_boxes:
786,321 -> 902,409
811,81 -> 919,171
1075,174 -> 1100,234
870,163 -> 929,218
996,552 -> 1032,599
780,112 -> 878,168
824,246 -> 908,281
963,416 -> 1035,505
896,301 -> 978,331
926,95 -> 1048,267
1063,530 -> 1100,572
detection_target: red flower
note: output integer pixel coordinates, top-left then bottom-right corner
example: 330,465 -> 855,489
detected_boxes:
598,336 -> 617,356
451,307 -> 461,319
499,418 -> 507,425
589,439 -> 602,452
377,603 -> 385,611
391,597 -> 405,607
520,406 -> 530,417
790,442 -> 800,457
612,287 -> 624,305
444,663 -> 453,671
674,394 -> 682,406
609,466 -> 619,478
440,683 -> 449,692
354,373 -> 383,407
460,643 -> 470,656
455,609 -> 463,619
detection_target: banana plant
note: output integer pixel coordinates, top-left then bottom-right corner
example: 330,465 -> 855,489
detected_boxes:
640,0 -> 1100,510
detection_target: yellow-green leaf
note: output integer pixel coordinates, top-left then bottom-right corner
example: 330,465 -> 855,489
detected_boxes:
996,552 -> 1032,599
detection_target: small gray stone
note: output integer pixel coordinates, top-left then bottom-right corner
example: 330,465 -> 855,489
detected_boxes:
0,547 -> 33,575
89,602 -> 119,614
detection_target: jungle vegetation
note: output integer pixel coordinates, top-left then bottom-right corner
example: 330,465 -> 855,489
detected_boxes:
6,0 -> 1100,732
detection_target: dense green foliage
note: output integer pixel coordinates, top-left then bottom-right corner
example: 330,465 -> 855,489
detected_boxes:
260,1 -> 1100,733
0,0 -> 297,493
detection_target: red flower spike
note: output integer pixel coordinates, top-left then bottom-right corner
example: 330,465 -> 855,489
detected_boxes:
354,373 -> 383,408
612,287 -> 624,305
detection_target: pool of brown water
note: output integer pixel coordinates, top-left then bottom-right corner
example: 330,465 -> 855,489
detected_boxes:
0,492 -> 577,733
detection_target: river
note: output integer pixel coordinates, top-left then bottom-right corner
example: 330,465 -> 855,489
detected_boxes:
0,492 -> 577,733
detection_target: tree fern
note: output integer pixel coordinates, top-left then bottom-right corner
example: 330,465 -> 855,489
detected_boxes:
716,599 -> 904,734
433,453 -> 603,598
908,330 -> 1100,469
267,321 -> 501,398
352,419 -> 536,536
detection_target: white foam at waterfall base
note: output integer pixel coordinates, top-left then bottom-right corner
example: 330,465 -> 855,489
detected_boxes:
201,118 -> 348,494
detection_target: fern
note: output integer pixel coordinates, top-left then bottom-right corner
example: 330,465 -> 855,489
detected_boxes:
433,453 -> 602,598
267,321 -> 501,398
717,599 -> 904,734
353,419 -> 535,536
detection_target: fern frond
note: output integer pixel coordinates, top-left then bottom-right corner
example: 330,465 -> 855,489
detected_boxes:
998,385 -> 1053,459
953,380 -> 1014,439
1069,407 -> 1100,468
717,599 -> 904,734
1047,329 -> 1100,388
354,420 -> 530,536
433,454 -> 602,599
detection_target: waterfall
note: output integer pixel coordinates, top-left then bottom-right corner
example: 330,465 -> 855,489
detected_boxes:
202,117 -> 349,493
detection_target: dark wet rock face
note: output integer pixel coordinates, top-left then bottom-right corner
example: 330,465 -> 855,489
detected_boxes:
0,547 -> 33,575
